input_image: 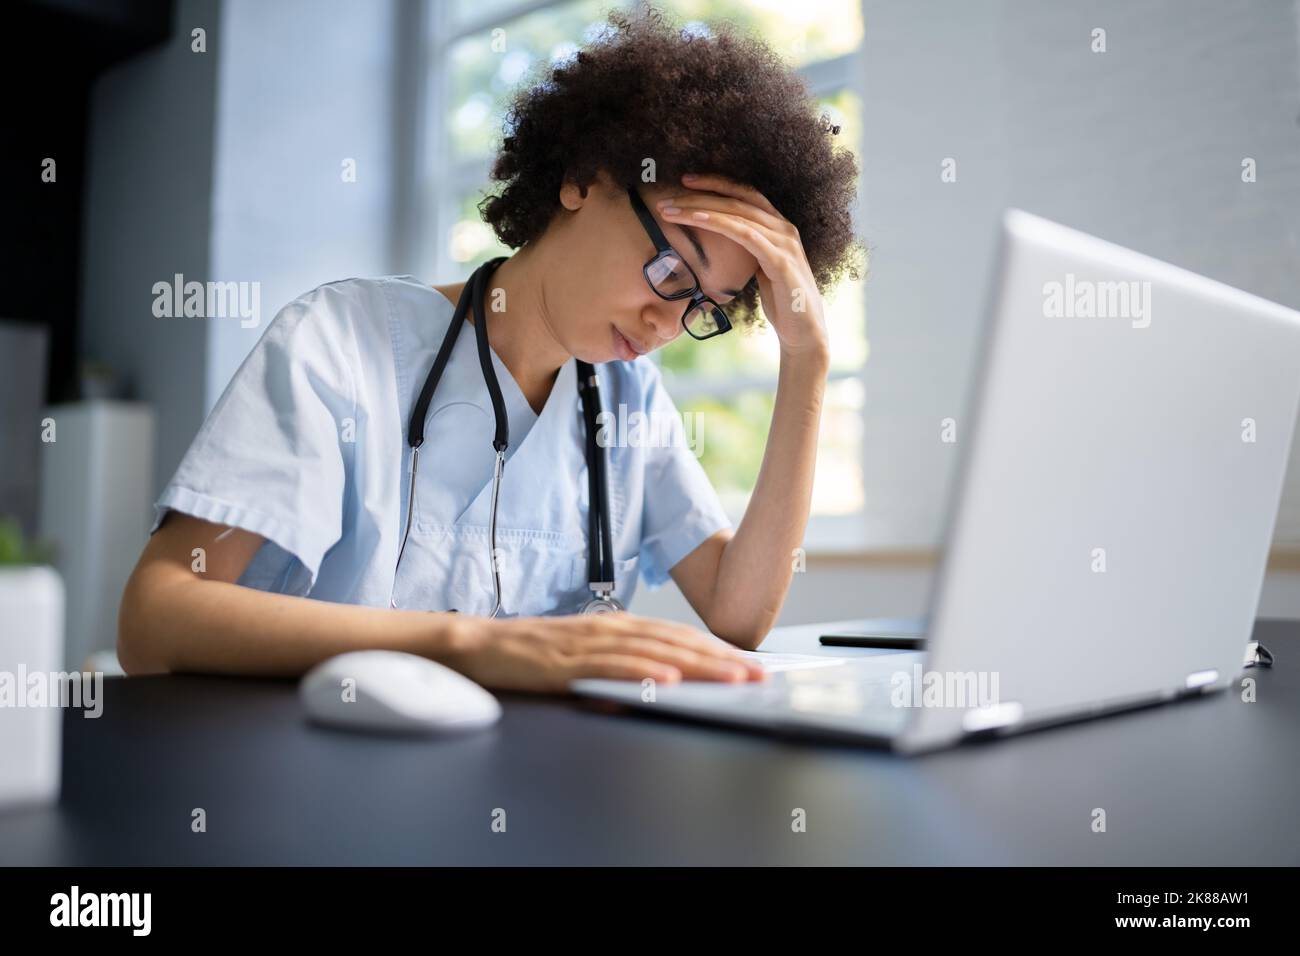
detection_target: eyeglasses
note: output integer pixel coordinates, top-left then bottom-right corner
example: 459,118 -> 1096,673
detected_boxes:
626,186 -> 733,340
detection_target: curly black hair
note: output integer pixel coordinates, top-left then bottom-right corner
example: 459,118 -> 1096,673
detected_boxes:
478,5 -> 865,328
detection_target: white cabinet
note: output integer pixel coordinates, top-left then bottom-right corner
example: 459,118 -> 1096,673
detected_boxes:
37,401 -> 154,671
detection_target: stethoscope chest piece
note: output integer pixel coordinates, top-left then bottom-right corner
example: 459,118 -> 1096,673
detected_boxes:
580,593 -> 626,615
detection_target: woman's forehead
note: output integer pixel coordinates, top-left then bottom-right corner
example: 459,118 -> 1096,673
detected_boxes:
621,180 -> 757,297
668,219 -> 757,298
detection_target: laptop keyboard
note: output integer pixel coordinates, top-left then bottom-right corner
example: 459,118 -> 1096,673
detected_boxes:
675,657 -> 914,716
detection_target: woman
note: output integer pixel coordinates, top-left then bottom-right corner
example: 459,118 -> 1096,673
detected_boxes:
118,8 -> 862,691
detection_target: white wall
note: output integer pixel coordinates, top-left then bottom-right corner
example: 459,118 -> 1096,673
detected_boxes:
206,0 -> 403,405
859,0 -> 1300,549
80,0 -> 221,494
82,0 -> 407,493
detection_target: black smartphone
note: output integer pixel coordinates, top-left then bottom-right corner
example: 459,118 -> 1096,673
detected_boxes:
819,633 -> 926,650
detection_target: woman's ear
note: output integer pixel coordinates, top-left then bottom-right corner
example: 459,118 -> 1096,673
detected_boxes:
560,169 -> 621,210
558,178 -> 588,210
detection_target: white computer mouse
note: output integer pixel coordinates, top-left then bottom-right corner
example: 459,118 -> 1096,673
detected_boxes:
300,650 -> 501,734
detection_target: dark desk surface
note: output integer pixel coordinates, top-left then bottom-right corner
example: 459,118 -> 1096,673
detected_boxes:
2,619 -> 1297,866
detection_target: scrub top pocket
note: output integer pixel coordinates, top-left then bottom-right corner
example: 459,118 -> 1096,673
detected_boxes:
390,521 -> 592,616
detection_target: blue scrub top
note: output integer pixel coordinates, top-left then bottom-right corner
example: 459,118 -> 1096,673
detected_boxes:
152,275 -> 732,616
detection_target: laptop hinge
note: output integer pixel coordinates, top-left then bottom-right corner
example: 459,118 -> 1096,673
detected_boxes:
1184,669 -> 1219,692
961,700 -> 1024,735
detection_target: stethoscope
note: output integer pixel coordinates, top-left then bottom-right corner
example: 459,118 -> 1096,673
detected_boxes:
392,256 -> 625,617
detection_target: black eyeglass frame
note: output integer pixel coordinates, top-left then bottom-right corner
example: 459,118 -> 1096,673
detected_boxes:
626,185 -> 733,340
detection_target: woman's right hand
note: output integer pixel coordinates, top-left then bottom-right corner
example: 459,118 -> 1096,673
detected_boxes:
447,613 -> 768,693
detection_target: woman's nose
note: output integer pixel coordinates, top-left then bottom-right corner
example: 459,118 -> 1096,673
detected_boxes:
645,302 -> 683,344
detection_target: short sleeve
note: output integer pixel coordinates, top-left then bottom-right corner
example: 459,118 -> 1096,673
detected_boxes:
636,362 -> 733,589
152,289 -> 356,592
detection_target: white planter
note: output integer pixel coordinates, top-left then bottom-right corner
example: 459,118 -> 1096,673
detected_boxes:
0,565 -> 64,809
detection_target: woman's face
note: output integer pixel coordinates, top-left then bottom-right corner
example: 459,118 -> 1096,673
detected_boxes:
544,171 -> 758,364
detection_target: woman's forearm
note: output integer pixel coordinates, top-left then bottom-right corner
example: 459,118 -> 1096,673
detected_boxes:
118,562 -> 472,677
118,515 -> 768,688
707,346 -> 829,640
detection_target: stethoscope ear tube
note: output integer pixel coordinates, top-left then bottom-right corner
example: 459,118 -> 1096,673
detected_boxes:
470,257 -> 511,453
407,264 -> 476,448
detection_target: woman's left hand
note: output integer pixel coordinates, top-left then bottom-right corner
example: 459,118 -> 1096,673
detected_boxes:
657,172 -> 828,361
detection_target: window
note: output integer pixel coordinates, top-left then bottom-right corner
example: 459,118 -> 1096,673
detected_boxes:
422,0 -> 868,550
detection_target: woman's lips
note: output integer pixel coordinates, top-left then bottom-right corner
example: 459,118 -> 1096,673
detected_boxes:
612,325 -> 643,361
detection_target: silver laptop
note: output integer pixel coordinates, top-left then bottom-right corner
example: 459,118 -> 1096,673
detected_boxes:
572,209 -> 1300,753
